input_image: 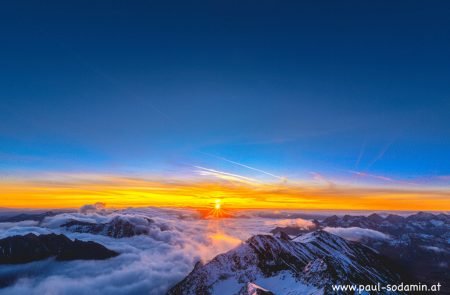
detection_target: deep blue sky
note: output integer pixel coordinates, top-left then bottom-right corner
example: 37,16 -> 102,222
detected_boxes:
1,1 -> 450,185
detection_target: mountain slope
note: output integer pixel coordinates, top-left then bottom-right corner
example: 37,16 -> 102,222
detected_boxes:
168,231 -> 404,295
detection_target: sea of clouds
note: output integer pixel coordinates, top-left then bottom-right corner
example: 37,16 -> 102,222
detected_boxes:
0,206 -> 389,295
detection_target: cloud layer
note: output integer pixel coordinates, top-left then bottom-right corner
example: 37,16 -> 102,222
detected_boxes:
0,207 -> 280,294
0,207 -> 411,294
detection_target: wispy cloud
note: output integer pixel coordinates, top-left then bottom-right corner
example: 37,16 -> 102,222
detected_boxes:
309,172 -> 335,187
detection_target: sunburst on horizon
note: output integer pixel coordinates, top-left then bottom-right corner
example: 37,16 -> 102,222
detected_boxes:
204,199 -> 232,219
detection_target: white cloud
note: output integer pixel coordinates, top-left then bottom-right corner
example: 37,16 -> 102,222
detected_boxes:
323,226 -> 390,242
0,224 -> 51,239
0,220 -> 39,230
421,246 -> 446,253
79,202 -> 106,214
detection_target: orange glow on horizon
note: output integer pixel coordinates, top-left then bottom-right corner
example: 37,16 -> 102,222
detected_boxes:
0,174 -> 449,211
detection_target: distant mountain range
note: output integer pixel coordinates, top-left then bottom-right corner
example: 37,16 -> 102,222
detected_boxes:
61,216 -> 155,238
271,212 -> 450,293
0,211 -> 60,223
168,230 -> 406,295
320,212 -> 449,236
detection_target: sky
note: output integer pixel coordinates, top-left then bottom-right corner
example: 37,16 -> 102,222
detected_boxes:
1,1 -> 450,210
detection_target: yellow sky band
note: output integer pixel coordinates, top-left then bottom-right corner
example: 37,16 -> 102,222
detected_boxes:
1,175 -> 449,211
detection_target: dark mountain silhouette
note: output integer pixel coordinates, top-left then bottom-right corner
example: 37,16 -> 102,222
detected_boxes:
0,233 -> 119,264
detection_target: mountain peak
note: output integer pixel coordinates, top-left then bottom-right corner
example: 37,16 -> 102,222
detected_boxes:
272,231 -> 291,240
368,213 -> 384,222
385,214 -> 405,223
246,283 -> 274,295
292,229 -> 340,243
407,211 -> 436,221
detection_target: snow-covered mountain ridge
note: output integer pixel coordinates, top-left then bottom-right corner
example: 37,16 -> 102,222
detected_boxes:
168,230 -> 405,295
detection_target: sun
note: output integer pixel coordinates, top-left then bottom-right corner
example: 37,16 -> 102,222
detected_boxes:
210,199 -> 223,218
199,198 -> 233,219
203,198 -> 229,219
214,199 -> 221,210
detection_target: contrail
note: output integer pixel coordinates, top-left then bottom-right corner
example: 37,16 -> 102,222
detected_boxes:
51,36 -> 173,122
354,140 -> 366,169
348,170 -> 417,185
194,166 -> 259,184
366,140 -> 394,170
202,153 -> 286,181
349,170 -> 394,182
